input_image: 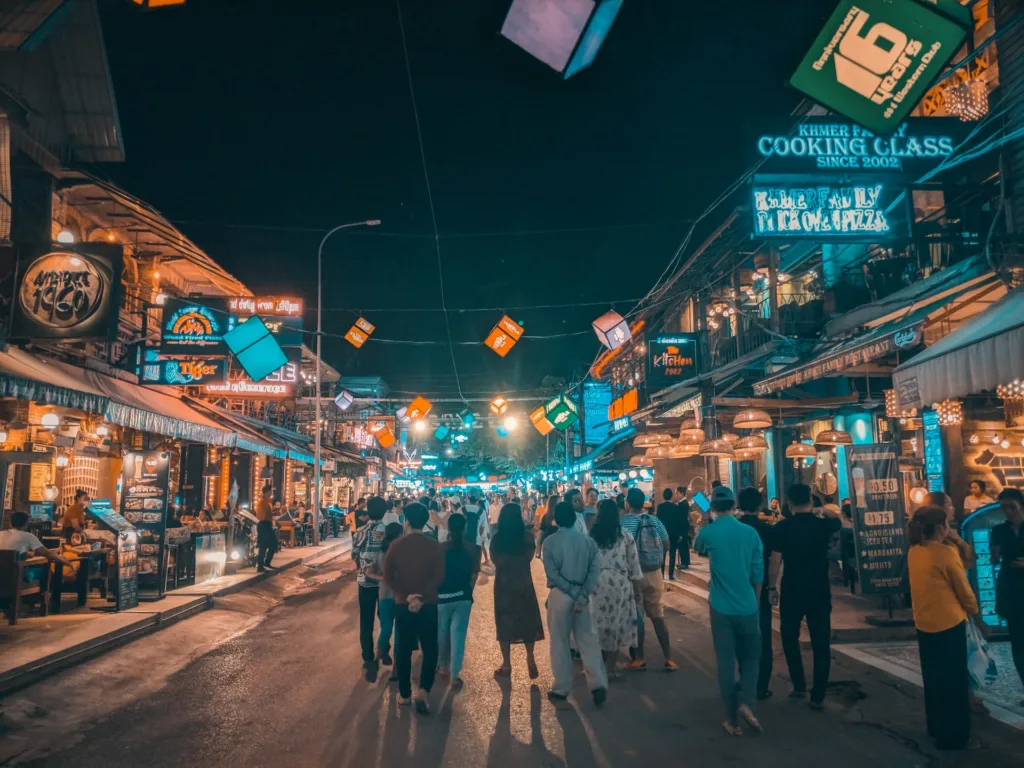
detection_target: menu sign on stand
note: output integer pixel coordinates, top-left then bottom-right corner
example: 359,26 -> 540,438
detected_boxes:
88,500 -> 138,611
846,442 -> 909,595
119,451 -> 171,596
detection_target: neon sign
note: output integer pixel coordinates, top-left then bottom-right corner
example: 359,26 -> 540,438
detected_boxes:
160,297 -> 229,354
752,183 -> 904,240
757,123 -> 953,172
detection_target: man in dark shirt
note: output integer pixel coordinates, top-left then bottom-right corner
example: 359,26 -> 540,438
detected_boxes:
737,486 -> 780,699
991,487 -> 1024,698
657,489 -> 689,579
769,483 -> 841,708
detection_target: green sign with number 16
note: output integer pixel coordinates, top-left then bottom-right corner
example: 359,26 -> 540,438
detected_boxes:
790,0 -> 972,134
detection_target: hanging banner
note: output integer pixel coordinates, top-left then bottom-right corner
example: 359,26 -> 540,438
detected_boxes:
13,244 -> 124,341
846,442 -> 910,595
120,450 -> 171,595
789,0 -> 972,134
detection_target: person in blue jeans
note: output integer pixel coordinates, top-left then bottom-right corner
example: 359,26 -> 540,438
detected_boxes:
437,513 -> 479,687
694,485 -> 765,737
369,523 -> 405,679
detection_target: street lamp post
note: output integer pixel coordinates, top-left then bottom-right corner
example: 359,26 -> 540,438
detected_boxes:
313,219 -> 381,545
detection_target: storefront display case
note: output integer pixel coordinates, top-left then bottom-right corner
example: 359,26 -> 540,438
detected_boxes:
961,501 -> 1009,637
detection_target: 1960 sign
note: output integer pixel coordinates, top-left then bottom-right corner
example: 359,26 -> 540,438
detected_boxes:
13,247 -> 123,341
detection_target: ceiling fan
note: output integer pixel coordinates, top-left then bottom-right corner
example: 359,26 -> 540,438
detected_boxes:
857,377 -> 883,410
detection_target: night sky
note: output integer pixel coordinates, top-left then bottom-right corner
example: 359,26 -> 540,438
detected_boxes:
96,0 -> 834,399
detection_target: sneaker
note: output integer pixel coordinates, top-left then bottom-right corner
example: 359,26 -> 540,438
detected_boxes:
789,689 -> 807,699
664,660 -> 679,672
756,689 -> 774,701
592,688 -> 607,707
398,696 -> 412,706
624,659 -> 647,671
738,705 -> 763,733
364,664 -> 378,683
413,690 -> 430,715
257,566 -> 267,573
547,691 -> 569,703
808,699 -> 824,711
378,651 -> 393,667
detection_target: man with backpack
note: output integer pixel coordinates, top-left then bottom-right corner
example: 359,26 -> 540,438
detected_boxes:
620,488 -> 678,671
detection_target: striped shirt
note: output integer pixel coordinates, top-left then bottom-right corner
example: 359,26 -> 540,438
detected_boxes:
620,513 -> 669,542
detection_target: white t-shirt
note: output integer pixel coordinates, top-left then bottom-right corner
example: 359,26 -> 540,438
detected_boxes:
463,504 -> 486,545
963,494 -> 995,513
382,511 -> 401,526
0,529 -> 43,556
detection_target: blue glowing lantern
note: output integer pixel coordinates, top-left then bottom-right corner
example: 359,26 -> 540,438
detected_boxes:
434,425 -> 450,441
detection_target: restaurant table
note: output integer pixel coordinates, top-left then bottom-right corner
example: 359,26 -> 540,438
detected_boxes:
50,548 -> 113,614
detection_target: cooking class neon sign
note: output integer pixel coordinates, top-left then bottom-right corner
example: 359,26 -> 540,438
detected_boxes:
757,121 -> 954,171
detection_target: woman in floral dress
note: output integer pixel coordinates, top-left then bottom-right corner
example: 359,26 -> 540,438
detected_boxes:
590,498 -> 643,677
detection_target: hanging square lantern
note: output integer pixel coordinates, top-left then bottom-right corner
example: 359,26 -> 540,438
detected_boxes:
459,408 -> 475,427
375,427 -> 396,448
530,406 -> 554,436
434,425 -> 450,440
344,317 -> 376,348
944,78 -> 989,122
484,315 -> 524,357
592,310 -> 632,351
544,393 -> 579,431
395,407 -> 411,425
933,399 -> 963,426
334,389 -> 354,410
490,396 -> 509,416
407,396 -> 433,421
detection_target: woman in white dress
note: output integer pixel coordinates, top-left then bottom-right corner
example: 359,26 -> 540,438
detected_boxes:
589,498 -> 644,677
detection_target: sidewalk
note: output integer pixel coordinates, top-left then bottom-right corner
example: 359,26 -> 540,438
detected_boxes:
666,553 -> 917,643
667,552 -> 1024,732
0,534 -> 351,694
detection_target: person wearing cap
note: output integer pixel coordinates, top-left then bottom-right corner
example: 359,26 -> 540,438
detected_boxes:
620,488 -> 678,671
694,484 -> 765,736
769,483 -> 842,709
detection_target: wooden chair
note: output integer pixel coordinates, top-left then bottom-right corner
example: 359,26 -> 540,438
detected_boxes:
0,552 -> 51,625
277,522 -> 295,548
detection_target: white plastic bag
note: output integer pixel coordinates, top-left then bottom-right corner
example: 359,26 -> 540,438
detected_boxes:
966,621 -> 998,688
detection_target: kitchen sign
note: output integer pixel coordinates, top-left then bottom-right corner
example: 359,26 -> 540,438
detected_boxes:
789,0 -> 972,134
647,335 -> 700,389
13,245 -> 123,341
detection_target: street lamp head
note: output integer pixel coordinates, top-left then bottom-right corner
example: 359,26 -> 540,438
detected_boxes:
365,219 -> 382,226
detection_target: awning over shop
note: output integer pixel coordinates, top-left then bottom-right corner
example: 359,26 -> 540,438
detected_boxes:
226,411 -> 319,464
0,347 -> 234,446
753,274 -> 1004,396
892,285 -> 1024,411
567,427 -> 637,475
185,400 -> 288,459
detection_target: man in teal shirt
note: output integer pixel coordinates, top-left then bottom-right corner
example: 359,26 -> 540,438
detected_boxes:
694,485 -> 764,736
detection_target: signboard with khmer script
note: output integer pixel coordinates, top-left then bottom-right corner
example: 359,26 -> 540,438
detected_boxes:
790,0 -> 972,134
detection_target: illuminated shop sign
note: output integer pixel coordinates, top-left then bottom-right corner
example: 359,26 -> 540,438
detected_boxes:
203,348 -> 300,399
611,415 -> 632,433
141,355 -> 228,386
752,183 -> 907,241
13,245 -> 123,341
227,296 -> 303,316
789,0 -> 971,133
648,335 -> 700,389
755,117 -> 959,174
160,297 -> 229,354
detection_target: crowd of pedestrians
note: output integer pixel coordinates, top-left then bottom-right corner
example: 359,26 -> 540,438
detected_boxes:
345,477 -> 1017,750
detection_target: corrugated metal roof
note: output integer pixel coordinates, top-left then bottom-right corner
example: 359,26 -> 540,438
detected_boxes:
0,1 -> 66,52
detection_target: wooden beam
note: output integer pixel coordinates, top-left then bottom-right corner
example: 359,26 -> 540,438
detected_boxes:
711,394 -> 860,409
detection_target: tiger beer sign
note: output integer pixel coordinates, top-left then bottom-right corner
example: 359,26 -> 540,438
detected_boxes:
790,0 -> 971,134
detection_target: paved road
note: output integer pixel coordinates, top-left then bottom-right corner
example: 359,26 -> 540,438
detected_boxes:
2,558 -> 1020,767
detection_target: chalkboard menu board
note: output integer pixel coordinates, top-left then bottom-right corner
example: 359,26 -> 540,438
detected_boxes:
120,451 -> 171,594
847,443 -> 910,596
116,531 -> 139,611
87,502 -> 139,611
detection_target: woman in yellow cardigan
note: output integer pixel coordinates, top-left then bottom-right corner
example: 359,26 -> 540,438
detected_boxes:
907,505 -> 981,751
